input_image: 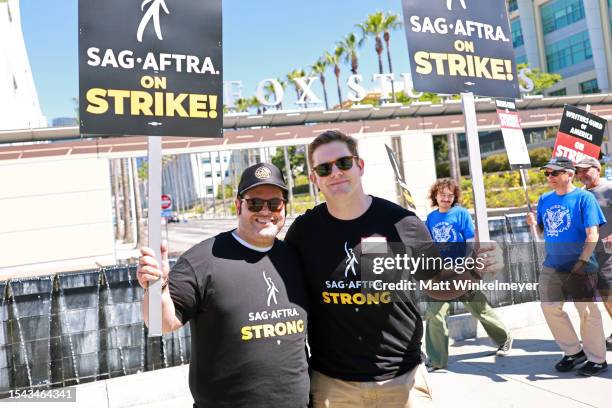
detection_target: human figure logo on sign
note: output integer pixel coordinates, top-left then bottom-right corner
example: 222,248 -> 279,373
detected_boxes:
137,0 -> 170,42
446,0 -> 467,11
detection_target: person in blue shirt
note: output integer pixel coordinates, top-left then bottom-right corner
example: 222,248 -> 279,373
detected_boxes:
424,178 -> 512,371
527,156 -> 608,376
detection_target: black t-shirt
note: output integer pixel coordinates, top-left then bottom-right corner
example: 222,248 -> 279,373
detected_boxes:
285,196 -> 436,381
169,231 -> 309,408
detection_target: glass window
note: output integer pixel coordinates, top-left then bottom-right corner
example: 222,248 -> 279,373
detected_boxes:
515,54 -> 528,65
206,187 -> 214,194
204,171 -> 212,177
541,0 -> 585,34
216,171 -> 221,177
202,157 -> 211,164
548,88 -> 567,96
579,78 -> 599,94
511,19 -> 524,48
508,0 -> 518,12
545,30 -> 592,72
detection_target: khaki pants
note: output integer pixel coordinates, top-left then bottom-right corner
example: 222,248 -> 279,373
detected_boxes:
311,364 -> 433,408
539,267 -> 606,363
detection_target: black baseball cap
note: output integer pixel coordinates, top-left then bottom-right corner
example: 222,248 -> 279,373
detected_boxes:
238,163 -> 288,196
540,156 -> 575,171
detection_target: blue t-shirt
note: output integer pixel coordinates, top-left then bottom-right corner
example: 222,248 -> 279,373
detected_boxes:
536,188 -> 606,272
426,206 -> 475,258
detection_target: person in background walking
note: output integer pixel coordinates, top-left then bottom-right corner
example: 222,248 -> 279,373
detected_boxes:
424,178 -> 512,371
527,157 -> 608,376
575,156 -> 612,351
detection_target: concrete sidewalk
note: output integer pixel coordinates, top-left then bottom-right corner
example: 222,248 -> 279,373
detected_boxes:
2,303 -> 610,408
428,319 -> 612,408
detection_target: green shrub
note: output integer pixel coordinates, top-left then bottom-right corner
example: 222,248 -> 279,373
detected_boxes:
294,174 -> 309,186
436,162 -> 450,178
529,147 -> 553,167
292,184 -> 310,195
459,166 -> 550,208
482,153 -> 509,172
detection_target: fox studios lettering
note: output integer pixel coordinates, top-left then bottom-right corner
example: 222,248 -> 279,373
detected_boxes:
401,0 -> 519,98
79,0 -> 222,137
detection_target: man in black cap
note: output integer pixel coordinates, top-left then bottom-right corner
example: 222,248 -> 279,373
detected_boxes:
137,163 -> 310,407
575,156 -> 612,351
527,156 -> 608,376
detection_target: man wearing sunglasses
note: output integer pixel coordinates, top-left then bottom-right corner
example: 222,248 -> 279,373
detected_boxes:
285,130 -> 502,407
574,156 -> 612,352
526,156 -> 608,376
137,163 -> 310,407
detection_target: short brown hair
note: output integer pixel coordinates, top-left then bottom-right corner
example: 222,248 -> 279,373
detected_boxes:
429,178 -> 461,207
308,130 -> 358,166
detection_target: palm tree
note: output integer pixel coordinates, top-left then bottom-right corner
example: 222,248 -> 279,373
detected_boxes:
324,47 -> 344,107
310,59 -> 330,110
337,32 -> 363,75
381,12 -> 402,102
358,11 -> 402,102
250,96 -> 263,114
263,79 -> 286,110
287,69 -> 307,107
234,98 -> 251,113
358,12 -> 385,75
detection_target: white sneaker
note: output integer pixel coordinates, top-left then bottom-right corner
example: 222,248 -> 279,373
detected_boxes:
496,336 -> 513,356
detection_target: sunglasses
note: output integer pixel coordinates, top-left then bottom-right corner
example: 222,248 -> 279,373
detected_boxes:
313,156 -> 357,177
543,170 -> 566,177
437,193 -> 455,199
241,197 -> 286,212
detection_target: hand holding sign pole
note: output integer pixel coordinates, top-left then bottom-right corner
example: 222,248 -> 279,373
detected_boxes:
147,138 -> 163,336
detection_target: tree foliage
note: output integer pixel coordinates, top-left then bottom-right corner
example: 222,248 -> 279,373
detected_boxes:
271,146 -> 307,179
518,63 -> 562,95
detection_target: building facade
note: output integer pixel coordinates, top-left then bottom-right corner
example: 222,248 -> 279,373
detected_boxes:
509,0 -> 612,95
0,0 -> 46,130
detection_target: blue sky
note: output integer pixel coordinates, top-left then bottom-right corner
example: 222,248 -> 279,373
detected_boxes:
20,0 -> 412,122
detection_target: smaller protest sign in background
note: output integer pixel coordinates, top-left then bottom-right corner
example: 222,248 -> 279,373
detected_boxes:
552,105 -> 607,163
401,0 -> 519,98
79,0 -> 222,137
495,98 -> 530,169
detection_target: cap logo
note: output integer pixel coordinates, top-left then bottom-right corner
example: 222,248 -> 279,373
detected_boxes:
254,166 -> 271,180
